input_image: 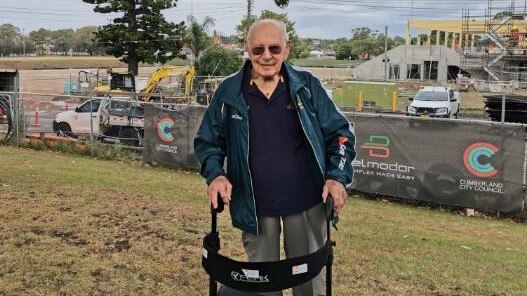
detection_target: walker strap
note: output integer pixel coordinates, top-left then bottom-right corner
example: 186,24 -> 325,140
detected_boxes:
202,239 -> 332,293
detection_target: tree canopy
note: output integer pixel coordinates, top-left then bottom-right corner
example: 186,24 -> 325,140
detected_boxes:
197,46 -> 243,76
235,10 -> 308,59
333,27 -> 405,60
82,0 -> 185,75
0,24 -> 22,56
185,16 -> 215,71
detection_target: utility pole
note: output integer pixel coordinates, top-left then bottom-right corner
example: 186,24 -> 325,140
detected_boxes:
384,26 -> 388,81
247,0 -> 253,21
22,28 -> 26,56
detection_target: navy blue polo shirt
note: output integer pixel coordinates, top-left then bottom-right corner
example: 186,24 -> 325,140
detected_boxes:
243,68 -> 322,217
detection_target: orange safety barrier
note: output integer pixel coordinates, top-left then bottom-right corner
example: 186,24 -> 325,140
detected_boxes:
31,102 -> 41,127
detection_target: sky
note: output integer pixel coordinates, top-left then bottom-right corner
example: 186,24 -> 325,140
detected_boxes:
0,0 -> 517,39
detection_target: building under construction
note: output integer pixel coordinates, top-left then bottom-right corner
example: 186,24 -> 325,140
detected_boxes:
462,0 -> 527,83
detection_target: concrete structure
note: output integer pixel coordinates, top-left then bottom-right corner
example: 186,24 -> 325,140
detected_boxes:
352,45 -> 461,82
406,19 -> 486,49
405,10 -> 527,83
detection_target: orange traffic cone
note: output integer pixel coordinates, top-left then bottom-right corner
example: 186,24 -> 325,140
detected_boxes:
64,101 -> 69,110
32,102 -> 41,127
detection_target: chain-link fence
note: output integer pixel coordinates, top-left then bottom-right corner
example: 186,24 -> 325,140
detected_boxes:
5,93 -> 185,160
4,76 -> 525,150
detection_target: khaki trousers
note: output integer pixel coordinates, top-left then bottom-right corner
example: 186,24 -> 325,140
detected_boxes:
242,203 -> 327,296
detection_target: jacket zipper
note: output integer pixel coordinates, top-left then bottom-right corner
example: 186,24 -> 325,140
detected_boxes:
295,91 -> 325,179
245,110 -> 258,235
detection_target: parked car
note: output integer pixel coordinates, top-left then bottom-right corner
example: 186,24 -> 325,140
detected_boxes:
407,86 -> 460,118
53,98 -> 144,146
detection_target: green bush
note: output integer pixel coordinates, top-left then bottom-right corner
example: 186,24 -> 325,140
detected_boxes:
198,46 -> 243,76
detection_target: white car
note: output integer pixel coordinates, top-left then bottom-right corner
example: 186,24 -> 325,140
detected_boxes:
53,98 -> 145,146
407,86 -> 461,118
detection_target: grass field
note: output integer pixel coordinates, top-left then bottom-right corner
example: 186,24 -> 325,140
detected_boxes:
1,146 -> 526,295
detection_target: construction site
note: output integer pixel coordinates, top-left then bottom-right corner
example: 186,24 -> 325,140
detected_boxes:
348,0 -> 527,122
461,0 -> 527,84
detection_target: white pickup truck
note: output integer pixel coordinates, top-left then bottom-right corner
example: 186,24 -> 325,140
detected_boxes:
53,98 -> 145,146
407,86 -> 461,118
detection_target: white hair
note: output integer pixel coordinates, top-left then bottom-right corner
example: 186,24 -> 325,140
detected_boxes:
246,19 -> 289,46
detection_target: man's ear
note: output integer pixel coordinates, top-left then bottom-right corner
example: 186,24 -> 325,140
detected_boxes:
284,41 -> 292,59
243,43 -> 250,59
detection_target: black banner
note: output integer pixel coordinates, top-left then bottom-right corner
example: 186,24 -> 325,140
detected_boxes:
349,115 -> 526,213
142,106 -> 526,213
143,105 -> 207,170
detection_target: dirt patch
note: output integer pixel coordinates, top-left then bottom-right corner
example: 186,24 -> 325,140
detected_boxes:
0,186 -> 209,296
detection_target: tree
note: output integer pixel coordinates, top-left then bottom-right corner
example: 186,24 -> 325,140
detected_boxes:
351,37 -> 382,60
273,0 -> 289,7
29,28 -> 53,55
72,26 -> 104,55
51,29 -> 75,55
82,0 -> 186,75
198,46 -> 243,76
351,27 -> 376,41
0,24 -> 21,56
335,43 -> 355,60
235,10 -> 308,59
185,16 -> 215,72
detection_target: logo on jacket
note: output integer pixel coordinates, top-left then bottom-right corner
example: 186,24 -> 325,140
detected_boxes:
463,142 -> 498,178
338,136 -> 349,170
157,117 -> 175,143
231,114 -> 243,121
360,135 -> 390,159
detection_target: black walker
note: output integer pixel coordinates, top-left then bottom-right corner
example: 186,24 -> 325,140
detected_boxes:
202,197 -> 338,296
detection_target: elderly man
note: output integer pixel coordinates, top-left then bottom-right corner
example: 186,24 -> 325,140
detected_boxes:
194,19 -> 356,296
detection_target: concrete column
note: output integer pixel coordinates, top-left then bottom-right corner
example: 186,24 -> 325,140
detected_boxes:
452,33 -> 457,50
406,21 -> 411,45
417,35 -> 422,46
471,34 -> 475,51
436,30 -> 441,45
445,32 -> 450,48
427,32 -> 432,45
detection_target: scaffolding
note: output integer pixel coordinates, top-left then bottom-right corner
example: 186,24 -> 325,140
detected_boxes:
462,0 -> 527,82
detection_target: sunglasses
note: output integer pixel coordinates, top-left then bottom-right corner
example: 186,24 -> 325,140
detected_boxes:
251,45 -> 282,55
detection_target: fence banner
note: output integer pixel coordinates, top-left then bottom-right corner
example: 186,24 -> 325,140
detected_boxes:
348,114 -> 526,213
143,105 -> 207,170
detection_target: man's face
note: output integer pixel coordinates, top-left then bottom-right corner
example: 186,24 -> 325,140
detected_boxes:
246,23 -> 290,79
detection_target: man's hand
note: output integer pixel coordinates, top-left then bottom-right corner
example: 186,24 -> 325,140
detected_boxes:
207,175 -> 232,209
322,179 -> 347,214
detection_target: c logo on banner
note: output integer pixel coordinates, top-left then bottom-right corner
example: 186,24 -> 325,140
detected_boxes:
360,135 -> 390,158
157,117 -> 175,143
463,142 -> 498,178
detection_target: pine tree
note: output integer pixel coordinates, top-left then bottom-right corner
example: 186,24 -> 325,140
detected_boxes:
82,0 -> 185,75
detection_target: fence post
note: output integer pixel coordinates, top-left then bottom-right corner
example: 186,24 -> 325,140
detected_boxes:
501,84 -> 506,123
31,101 -> 41,127
89,94 -> 94,157
356,90 -> 363,112
391,91 -> 398,113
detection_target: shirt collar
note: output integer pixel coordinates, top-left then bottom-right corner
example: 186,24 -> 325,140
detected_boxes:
243,64 -> 288,98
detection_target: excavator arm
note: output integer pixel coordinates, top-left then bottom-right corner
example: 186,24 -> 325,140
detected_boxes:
140,66 -> 195,101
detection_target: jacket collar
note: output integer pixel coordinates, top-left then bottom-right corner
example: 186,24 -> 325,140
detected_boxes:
221,60 -> 307,112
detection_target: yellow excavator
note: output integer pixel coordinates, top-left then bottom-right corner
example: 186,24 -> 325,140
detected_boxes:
139,66 -> 195,102
68,66 -> 196,103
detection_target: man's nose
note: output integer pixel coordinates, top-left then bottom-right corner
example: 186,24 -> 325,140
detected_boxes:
261,48 -> 273,58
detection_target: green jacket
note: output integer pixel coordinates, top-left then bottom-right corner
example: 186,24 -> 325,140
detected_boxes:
194,61 -> 356,235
